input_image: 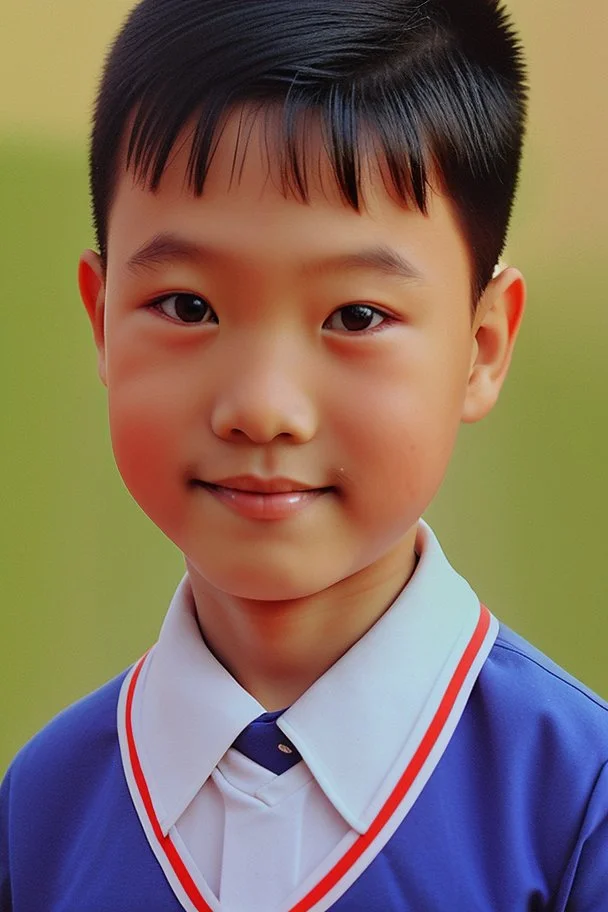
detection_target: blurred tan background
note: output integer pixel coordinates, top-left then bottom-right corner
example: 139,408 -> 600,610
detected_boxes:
1,1 -> 606,773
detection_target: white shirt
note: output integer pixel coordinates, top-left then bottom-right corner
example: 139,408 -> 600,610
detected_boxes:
118,521 -> 497,912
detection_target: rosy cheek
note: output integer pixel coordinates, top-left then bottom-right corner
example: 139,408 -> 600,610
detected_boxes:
107,380 -> 178,505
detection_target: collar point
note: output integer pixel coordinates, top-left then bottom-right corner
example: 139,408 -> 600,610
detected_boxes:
157,812 -> 176,839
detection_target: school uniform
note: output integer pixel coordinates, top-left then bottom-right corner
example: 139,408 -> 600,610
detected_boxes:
1,521 -> 607,911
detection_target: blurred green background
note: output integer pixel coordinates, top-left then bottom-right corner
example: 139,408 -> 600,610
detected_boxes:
1,1 -> 606,774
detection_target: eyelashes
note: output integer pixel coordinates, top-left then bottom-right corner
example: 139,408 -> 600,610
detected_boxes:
149,293 -> 218,324
148,293 -> 395,334
323,304 -> 389,333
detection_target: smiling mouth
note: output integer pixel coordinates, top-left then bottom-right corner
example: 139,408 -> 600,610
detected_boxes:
191,474 -> 333,494
190,479 -> 335,521
201,481 -> 332,493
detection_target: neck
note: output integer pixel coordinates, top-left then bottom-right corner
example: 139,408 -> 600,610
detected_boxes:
186,530 -> 418,710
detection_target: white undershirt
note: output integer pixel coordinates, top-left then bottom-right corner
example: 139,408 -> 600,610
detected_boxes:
178,752 -> 350,910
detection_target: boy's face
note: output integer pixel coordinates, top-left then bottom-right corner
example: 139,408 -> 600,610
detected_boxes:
80,111 -> 523,602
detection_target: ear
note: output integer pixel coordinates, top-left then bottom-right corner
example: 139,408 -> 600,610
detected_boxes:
462,266 -> 526,424
78,249 -> 107,387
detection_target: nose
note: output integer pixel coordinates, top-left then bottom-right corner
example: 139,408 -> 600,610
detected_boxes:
210,334 -> 318,445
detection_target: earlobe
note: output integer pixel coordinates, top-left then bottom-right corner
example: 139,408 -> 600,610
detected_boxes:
78,250 -> 108,387
462,266 -> 526,424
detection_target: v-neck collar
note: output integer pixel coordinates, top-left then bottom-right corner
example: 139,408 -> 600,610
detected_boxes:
117,521 -> 498,912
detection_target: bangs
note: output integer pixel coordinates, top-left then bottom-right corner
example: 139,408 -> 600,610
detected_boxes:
124,86 -> 431,216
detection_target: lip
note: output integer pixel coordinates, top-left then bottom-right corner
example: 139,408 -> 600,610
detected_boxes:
193,476 -> 332,521
205,475 -> 322,494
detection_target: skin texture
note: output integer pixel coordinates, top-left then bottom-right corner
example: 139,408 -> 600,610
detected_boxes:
79,111 -> 525,709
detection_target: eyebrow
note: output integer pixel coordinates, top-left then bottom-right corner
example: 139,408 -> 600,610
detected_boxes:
126,231 -> 424,283
306,246 -> 424,283
126,233 -> 213,274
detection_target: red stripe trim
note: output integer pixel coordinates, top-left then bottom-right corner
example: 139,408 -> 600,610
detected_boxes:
125,652 -> 213,912
289,602 -> 491,912
125,603 -> 491,912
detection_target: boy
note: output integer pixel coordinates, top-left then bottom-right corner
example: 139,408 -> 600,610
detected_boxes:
1,0 -> 607,909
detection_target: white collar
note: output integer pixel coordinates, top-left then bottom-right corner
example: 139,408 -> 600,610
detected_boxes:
132,521 -> 494,836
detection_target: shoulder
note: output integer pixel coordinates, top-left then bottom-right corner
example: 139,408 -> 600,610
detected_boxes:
483,627 -> 608,905
476,623 -> 608,764
492,623 -> 608,718
0,667 -> 174,908
4,669 -> 130,800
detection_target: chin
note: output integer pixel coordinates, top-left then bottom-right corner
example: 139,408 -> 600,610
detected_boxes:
188,557 -> 332,603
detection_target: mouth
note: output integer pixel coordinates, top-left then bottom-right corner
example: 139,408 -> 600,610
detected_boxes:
197,475 -> 329,495
190,477 -> 335,521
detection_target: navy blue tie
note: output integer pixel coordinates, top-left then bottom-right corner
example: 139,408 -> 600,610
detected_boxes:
232,710 -> 302,774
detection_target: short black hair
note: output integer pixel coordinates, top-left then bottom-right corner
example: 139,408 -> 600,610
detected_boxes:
91,0 -> 527,300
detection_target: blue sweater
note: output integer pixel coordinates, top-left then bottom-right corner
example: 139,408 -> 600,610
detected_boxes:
2,625 -> 608,911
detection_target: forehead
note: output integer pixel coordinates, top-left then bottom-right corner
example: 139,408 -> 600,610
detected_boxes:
107,108 -> 472,291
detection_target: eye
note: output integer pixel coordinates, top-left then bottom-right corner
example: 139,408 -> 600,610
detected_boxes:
150,293 -> 218,325
323,304 -> 389,333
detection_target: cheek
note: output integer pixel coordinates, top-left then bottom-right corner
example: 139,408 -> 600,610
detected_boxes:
105,351 -> 194,527
352,403 -> 457,498
331,352 -> 467,504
